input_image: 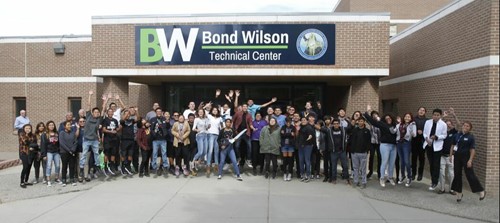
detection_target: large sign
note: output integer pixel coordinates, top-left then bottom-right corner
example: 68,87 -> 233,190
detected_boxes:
135,24 -> 335,65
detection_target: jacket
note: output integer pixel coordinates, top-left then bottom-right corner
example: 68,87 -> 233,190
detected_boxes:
136,128 -> 151,150
171,122 -> 191,147
396,122 -> 417,142
423,119 -> 447,151
349,126 -> 372,153
59,130 -> 77,154
363,112 -> 397,144
321,126 -> 348,152
150,116 -> 169,141
259,126 -> 281,155
232,111 -> 252,137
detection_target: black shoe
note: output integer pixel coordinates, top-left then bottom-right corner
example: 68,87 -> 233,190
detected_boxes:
328,178 -> 333,183
457,193 -> 463,203
417,175 -> 423,181
139,173 -> 144,178
323,177 -> 329,182
145,172 -> 150,177
411,176 -> 416,181
253,168 -> 257,176
24,182 -> 33,186
20,183 -> 26,188
367,172 -> 372,179
272,172 -> 276,179
480,191 -> 486,201
437,190 -> 445,194
265,172 -> 269,179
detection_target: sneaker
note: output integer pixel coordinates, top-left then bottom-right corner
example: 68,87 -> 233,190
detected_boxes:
24,182 -> 33,186
405,178 -> 411,187
236,175 -> 243,181
47,181 -> 52,187
265,172 -> 269,179
139,173 -> 144,178
145,172 -> 150,177
107,166 -> 115,176
283,174 -> 287,181
304,177 -> 310,183
43,179 -> 48,184
437,190 -> 445,194
246,160 -> 253,168
217,175 -> 222,180
388,178 -> 396,186
300,176 -> 305,182
62,181 -> 67,187
332,180 -> 337,184
156,168 -> 162,176
32,178 -> 38,184
417,175 -> 423,181
72,180 -> 77,186
379,179 -> 386,188
124,166 -> 133,176
20,183 -> 27,188
182,165 -> 189,176
272,172 -> 276,179
361,184 -> 366,189
429,184 -> 437,191
55,179 -> 63,185
316,175 -> 320,179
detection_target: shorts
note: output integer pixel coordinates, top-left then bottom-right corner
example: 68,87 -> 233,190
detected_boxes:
120,140 -> 136,158
103,140 -> 119,156
281,145 -> 295,153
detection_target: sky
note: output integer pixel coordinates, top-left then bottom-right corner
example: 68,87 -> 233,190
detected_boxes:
0,0 -> 338,37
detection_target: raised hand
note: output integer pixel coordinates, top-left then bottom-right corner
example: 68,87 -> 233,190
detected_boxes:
228,90 -> 234,98
102,94 -> 107,101
107,92 -> 113,99
271,97 -> 277,102
115,94 -> 120,100
215,89 -> 221,97
235,90 -> 240,97
89,90 -> 94,95
449,107 -> 455,115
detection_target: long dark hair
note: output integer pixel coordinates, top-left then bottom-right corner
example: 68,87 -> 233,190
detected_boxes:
45,120 -> 58,134
35,122 -> 45,135
383,114 -> 396,126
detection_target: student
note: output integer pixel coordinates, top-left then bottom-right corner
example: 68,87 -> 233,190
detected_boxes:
76,117 -> 85,181
367,111 -> 382,180
187,113 -> 198,175
206,107 -> 222,177
232,103 -> 253,168
312,119 -> 324,179
327,119 -> 350,185
300,101 -> 317,120
297,116 -> 315,182
42,121 -> 61,187
192,109 -> 210,174
439,108 -> 460,194
150,107 -> 170,176
259,117 -> 281,179
292,113 -> 302,178
450,121 -> 486,202
423,109 -> 447,191
183,101 -> 196,120
251,113 -> 267,175
247,97 -> 277,120
396,113 -> 416,187
363,105 -> 397,188
320,116 -> 332,182
171,115 -> 191,177
412,107 -> 428,181
146,102 -> 160,122
33,122 -> 47,184
58,112 -> 77,134
59,121 -> 80,186
102,108 -> 122,175
18,124 -> 36,188
273,107 -> 286,128
349,117 -> 371,188
281,117 -> 295,181
217,119 -> 243,181
120,109 -> 137,176
164,111 -> 176,174
79,91 -> 104,182
137,119 -> 151,177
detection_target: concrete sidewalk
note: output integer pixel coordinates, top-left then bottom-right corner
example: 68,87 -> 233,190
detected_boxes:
0,165 -> 497,223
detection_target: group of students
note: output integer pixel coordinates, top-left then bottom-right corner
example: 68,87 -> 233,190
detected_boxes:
15,89 -> 486,202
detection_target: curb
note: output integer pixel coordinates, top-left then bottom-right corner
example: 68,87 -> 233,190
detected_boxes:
0,159 -> 21,170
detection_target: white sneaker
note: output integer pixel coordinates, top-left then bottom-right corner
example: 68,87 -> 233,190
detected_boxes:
283,174 -> 287,181
287,173 -> 292,181
246,160 -> 253,168
389,178 -> 396,186
47,181 -> 52,187
217,175 -> 222,180
72,182 -> 77,186
223,164 -> 230,171
405,178 -> 411,187
379,179 -> 386,188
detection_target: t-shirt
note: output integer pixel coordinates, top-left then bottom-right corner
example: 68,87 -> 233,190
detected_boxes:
102,117 -> 119,142
183,109 -> 196,120
453,132 -> 475,154
112,108 -> 122,122
332,129 -> 343,151
83,111 -> 102,141
248,104 -> 262,120
120,119 -> 136,140
442,128 -> 458,155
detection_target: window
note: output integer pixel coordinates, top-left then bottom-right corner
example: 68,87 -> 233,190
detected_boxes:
14,97 -> 26,116
382,99 -> 398,116
69,97 -> 82,118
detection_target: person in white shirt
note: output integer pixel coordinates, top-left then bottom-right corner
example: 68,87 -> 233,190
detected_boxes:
395,113 -> 417,187
14,109 -> 30,134
191,109 -> 210,174
423,109 -> 447,191
183,101 -> 196,120
206,107 -> 222,177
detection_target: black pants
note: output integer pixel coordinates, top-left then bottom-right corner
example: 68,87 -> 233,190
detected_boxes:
174,143 -> 191,170
411,137 -> 425,178
20,152 -> 35,183
140,149 -> 151,174
294,149 -> 300,177
282,156 -> 294,174
426,146 -> 441,185
61,153 -> 77,181
132,142 -> 139,171
251,140 -> 264,168
264,153 -> 278,174
311,149 -> 321,176
451,152 -> 484,193
322,150 -> 331,178
33,152 -> 46,180
395,154 -> 400,181
368,144 -> 381,178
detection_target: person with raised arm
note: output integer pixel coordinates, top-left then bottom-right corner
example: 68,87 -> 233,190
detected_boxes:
438,107 -> 460,194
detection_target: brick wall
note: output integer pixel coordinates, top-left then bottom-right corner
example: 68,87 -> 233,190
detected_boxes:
334,0 -> 350,12
129,84 -> 165,116
347,0 -> 452,19
347,77 -> 379,114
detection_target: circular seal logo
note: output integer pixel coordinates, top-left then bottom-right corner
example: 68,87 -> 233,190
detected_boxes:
296,29 -> 328,60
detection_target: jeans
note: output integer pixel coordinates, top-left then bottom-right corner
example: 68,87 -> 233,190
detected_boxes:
352,153 -> 368,184
218,144 -> 240,176
379,143 -> 397,180
397,140 -> 412,179
152,140 -> 169,170
298,145 -> 313,177
207,133 -> 219,165
330,150 -> 348,180
80,140 -> 100,168
439,155 -> 454,192
193,133 -> 208,161
46,152 -> 61,177
451,152 -> 484,193
235,133 -> 252,161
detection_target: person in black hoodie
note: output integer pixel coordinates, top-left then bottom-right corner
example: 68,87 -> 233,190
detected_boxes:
412,107 -> 428,181
297,116 -> 315,182
322,119 -> 350,185
59,121 -> 80,186
349,117 -> 372,188
363,105 -> 397,188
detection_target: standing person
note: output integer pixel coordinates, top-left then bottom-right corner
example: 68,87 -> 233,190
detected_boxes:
217,119 -> 243,181
150,107 -> 170,176
75,117 -> 85,180
32,122 -> 46,184
42,121 -> 61,187
79,91 -> 104,182
363,105 -> 398,188
292,113 -> 302,178
328,119 -> 350,185
396,113 -> 417,187
137,119 -> 151,177
146,102 -> 160,122
450,121 -> 486,202
300,101 -> 318,120
171,115 -> 191,177
59,112 -> 77,134
367,111 -> 382,180
183,102 -> 197,120
337,108 -> 350,128
349,117 -> 371,188
192,109 -> 210,174
319,116 -> 332,182
247,97 -> 278,120
59,121 -> 79,186
313,120 -> 325,180
14,109 -> 30,134
412,107 -> 428,181
232,103 -> 253,168
164,111 -> 176,174
187,113 -> 198,175
297,117 -> 315,182
438,108 -> 460,194
423,109 -> 447,191
264,107 -> 274,122
274,107 -> 286,128
259,117 -> 281,179
120,109 -> 137,176
281,117 -> 295,181
102,108 -> 122,175
314,101 -> 324,121
206,107 -> 222,177
251,113 -> 267,175
18,124 -> 37,188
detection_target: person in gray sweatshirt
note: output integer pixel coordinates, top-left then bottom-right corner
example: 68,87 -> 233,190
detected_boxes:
60,121 -> 80,186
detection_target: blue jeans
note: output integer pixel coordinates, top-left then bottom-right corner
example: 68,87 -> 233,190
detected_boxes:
151,140 -> 169,170
207,133 -> 219,165
330,150 -> 349,180
218,144 -> 240,176
46,152 -> 61,177
80,139 -> 100,168
193,133 -> 208,161
298,145 -> 313,177
380,143 -> 397,180
235,133 -> 252,160
397,140 -> 412,179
